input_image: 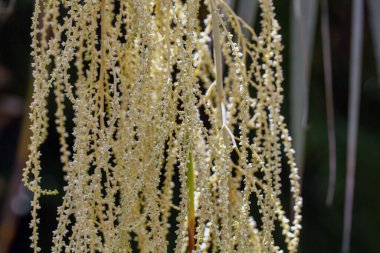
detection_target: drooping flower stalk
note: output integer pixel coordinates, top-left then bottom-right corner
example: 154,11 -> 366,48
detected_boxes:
24,0 -> 302,252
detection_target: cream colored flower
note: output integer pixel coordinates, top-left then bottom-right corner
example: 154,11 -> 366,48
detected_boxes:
24,0 -> 302,252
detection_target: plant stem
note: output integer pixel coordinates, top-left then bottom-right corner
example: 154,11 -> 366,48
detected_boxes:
187,151 -> 195,253
211,0 -> 230,147
211,0 -> 226,114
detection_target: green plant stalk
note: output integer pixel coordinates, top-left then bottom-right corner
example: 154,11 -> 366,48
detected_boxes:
187,151 -> 195,253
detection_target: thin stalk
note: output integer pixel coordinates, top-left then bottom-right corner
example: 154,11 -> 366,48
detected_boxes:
321,0 -> 337,206
211,1 -> 224,105
290,0 -> 318,186
186,152 -> 195,253
343,0 -> 363,251
211,0 -> 229,145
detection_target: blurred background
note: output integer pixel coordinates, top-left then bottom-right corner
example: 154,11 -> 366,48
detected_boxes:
0,0 -> 379,252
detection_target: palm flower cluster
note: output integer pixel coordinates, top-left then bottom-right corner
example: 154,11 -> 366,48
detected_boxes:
23,0 -> 302,252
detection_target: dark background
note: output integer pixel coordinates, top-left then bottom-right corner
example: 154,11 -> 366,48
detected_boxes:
0,0 -> 379,252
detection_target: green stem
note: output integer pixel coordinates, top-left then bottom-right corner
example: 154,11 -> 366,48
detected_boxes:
187,151 -> 195,253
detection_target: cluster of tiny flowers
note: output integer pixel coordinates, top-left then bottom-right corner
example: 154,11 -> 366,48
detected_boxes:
24,0 -> 302,252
